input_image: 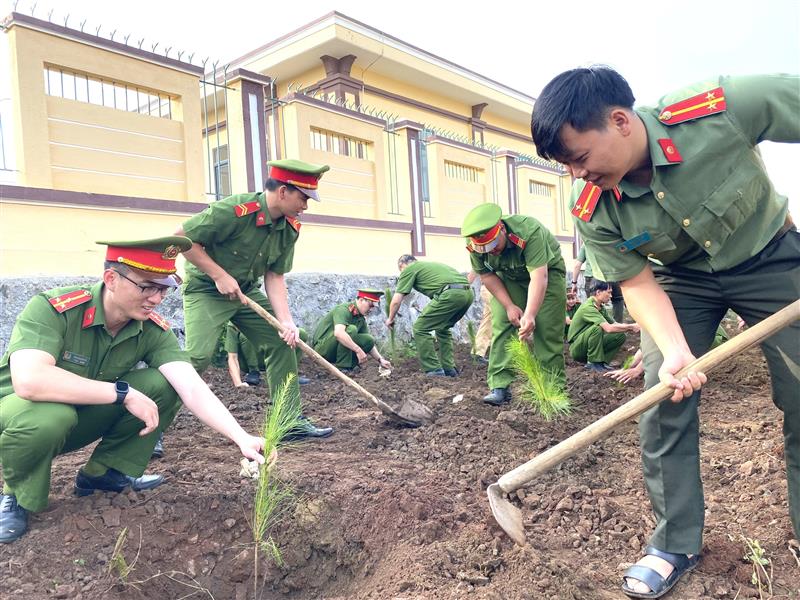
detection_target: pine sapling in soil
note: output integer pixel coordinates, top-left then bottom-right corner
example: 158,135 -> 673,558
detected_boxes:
251,374 -> 303,596
507,338 -> 571,420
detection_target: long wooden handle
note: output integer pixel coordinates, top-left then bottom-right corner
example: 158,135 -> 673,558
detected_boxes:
497,299 -> 800,493
244,297 -> 397,414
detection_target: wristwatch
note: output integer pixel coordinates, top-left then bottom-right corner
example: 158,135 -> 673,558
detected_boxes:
114,380 -> 129,405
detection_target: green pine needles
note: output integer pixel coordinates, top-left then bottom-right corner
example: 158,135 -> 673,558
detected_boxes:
466,321 -> 477,356
251,374 -> 303,592
507,338 -> 571,420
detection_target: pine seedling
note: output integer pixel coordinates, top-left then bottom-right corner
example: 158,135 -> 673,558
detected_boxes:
740,535 -> 773,597
507,338 -> 571,420
620,354 -> 635,370
467,321 -> 477,357
252,374 -> 303,591
108,527 -> 133,583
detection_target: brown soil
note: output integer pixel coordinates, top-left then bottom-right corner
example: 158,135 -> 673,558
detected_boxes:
2,336 -> 798,600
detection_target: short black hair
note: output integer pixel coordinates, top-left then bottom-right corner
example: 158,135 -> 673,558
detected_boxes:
531,66 -> 635,161
264,178 -> 301,195
398,254 -> 417,267
590,279 -> 612,295
104,261 -> 130,274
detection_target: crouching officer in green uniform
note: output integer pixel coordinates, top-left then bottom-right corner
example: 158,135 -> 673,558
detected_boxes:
385,255 -> 473,376
176,159 -> 333,441
313,290 -> 392,372
0,238 -> 270,544
568,280 -> 640,371
461,203 -> 567,406
532,66 -> 799,598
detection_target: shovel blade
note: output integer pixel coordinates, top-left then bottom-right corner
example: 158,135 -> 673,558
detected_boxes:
487,483 -> 526,546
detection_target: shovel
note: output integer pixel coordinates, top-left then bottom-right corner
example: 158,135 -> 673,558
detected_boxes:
488,298 -> 800,546
245,297 -> 435,427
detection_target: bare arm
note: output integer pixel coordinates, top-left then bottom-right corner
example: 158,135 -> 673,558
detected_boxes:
227,353 -> 247,388
620,266 -> 706,401
599,321 -> 640,334
333,323 -> 368,363
369,346 -> 391,369
481,271 -> 522,329
10,349 -> 159,435
264,271 -> 299,347
159,361 -> 265,462
175,226 -> 246,303
571,260 -> 583,291
386,292 -> 406,325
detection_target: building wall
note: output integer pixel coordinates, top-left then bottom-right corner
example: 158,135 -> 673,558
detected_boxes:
6,23 -> 204,201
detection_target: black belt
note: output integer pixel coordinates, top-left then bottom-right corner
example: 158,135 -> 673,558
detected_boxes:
441,283 -> 470,292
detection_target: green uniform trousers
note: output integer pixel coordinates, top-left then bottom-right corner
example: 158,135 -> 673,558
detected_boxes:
313,325 -> 375,369
640,230 -> 800,554
413,288 -> 474,372
237,336 -> 265,374
0,368 -> 180,512
488,273 -> 567,390
184,287 -> 304,409
569,326 -> 626,364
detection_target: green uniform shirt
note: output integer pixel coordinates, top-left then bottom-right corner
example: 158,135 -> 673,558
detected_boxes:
181,192 -> 298,294
469,215 -> 566,281
567,298 -> 613,343
0,282 -> 186,398
576,245 -> 593,278
312,302 -> 366,344
572,74 -> 798,282
395,261 -> 468,298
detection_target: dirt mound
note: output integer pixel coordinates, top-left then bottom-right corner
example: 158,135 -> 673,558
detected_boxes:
2,339 -> 798,599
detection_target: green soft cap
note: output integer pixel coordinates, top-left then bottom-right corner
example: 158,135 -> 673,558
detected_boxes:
461,203 -> 502,237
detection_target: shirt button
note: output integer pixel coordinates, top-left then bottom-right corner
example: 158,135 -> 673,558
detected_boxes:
704,240 -> 712,248
657,192 -> 665,200
682,218 -> 691,227
233,250 -> 238,255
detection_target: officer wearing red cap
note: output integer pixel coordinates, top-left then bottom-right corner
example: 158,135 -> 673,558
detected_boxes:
312,289 -> 393,372
0,237 -> 270,544
177,159 -> 333,440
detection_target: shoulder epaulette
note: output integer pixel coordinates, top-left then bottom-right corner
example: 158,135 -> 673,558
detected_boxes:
234,201 -> 261,217
612,186 -> 622,201
508,233 -> 526,249
349,303 -> 359,316
286,217 -> 301,233
658,86 -> 726,125
148,311 -> 170,331
49,289 -> 92,313
572,182 -> 602,222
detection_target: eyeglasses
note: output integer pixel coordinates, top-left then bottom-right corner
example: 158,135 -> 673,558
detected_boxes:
115,271 -> 171,297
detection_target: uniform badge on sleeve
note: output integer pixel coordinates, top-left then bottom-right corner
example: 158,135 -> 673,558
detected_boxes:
572,182 -> 602,222
148,311 -> 170,331
658,87 -> 726,125
49,290 -> 92,313
234,201 -> 261,217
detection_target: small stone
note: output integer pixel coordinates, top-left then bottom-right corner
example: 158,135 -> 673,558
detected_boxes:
101,508 -> 121,527
223,518 -> 236,529
54,584 -> 76,599
739,460 -> 755,476
555,496 -> 574,511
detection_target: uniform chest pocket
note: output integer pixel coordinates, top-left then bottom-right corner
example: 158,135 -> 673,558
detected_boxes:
637,231 -> 677,261
702,155 -> 764,235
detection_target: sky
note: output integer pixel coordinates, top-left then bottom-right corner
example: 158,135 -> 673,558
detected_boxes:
1,0 -> 799,210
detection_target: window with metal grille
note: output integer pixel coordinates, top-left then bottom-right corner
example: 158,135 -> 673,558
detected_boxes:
309,127 -> 369,159
213,145 -> 231,199
444,160 -> 482,183
43,66 -> 173,119
529,180 -> 554,197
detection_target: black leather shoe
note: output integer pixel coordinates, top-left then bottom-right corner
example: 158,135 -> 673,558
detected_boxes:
425,369 -> 446,377
586,362 -> 612,372
244,371 -> 262,386
471,354 -> 489,365
151,433 -> 164,459
443,367 -> 459,377
283,418 -> 334,441
0,495 -> 28,544
483,388 -> 511,406
75,468 -> 165,497
298,375 -> 311,385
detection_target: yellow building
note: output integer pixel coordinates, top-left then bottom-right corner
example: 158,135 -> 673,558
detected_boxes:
0,10 -> 574,277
